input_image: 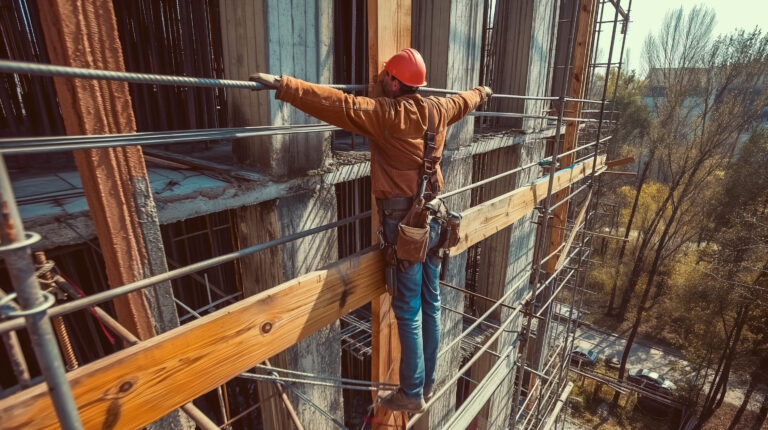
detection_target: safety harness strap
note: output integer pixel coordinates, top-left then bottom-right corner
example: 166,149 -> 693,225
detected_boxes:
420,99 -> 440,200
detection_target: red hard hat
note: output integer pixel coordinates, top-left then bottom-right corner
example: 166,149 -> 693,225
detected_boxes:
385,48 -> 427,87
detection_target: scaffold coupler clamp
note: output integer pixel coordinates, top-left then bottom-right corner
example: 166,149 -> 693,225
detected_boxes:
0,232 -> 56,320
534,205 -> 551,218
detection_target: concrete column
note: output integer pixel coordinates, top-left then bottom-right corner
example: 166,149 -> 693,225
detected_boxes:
412,1 -> 484,428
234,184 -> 342,430
452,7 -> 564,419
275,186 -> 342,426
219,0 -> 333,178
486,0 -> 559,132
221,1 -> 342,427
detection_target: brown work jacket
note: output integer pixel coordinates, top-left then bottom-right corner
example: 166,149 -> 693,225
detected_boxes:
275,76 -> 486,199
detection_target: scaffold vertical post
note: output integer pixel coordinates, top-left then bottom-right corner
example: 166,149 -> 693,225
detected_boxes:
0,154 -> 83,429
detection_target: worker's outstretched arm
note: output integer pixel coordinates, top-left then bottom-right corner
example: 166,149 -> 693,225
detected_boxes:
439,86 -> 492,125
250,73 -> 392,139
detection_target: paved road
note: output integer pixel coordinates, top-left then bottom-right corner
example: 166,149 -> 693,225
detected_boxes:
570,324 -> 689,373
553,322 -> 762,410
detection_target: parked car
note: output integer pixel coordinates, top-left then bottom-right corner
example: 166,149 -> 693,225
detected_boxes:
570,346 -> 598,367
553,302 -> 585,326
628,368 -> 676,393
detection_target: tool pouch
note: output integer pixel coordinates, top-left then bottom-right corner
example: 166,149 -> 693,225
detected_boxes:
396,223 -> 430,263
425,198 -> 462,255
442,210 -> 462,250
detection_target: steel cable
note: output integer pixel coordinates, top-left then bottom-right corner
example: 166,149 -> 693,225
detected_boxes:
0,59 -> 603,103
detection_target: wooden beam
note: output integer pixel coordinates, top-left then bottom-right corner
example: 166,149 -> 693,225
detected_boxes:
367,0 -> 410,427
546,0 -> 597,274
605,156 -> 635,168
453,156 -> 605,255
37,0 -> 179,341
0,252 -> 385,430
0,156 -> 603,429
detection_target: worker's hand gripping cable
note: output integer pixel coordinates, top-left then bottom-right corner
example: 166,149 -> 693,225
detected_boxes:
249,73 -> 281,89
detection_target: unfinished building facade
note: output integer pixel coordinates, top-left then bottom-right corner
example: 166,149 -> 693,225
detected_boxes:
0,0 -> 630,428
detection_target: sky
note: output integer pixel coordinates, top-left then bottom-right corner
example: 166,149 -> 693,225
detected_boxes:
615,0 -> 766,73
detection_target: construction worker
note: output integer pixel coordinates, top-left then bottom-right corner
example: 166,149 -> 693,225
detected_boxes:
251,48 -> 491,413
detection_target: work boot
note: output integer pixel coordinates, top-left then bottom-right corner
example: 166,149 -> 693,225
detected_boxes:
380,389 -> 426,413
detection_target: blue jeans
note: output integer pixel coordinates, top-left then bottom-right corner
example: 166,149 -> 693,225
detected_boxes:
382,215 -> 442,399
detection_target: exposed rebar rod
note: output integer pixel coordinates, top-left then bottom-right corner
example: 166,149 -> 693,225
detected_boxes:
240,372 -> 391,392
0,210 -> 371,334
262,359 -> 304,430
437,275 -> 527,359
440,160 -> 541,199
0,59 -> 281,90
254,364 -> 397,388
276,382 -> 348,429
409,246 -> 584,428
0,155 -> 82,429
468,111 -> 599,122
556,135 -> 611,160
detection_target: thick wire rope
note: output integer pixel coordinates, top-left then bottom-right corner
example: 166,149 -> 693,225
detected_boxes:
0,58 -> 605,103
239,372 -> 389,392
253,364 -> 397,389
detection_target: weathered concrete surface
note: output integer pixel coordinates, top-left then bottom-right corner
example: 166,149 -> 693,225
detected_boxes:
411,0 -> 484,427
220,0 -> 333,178
486,0 -> 559,132
275,185 -> 343,427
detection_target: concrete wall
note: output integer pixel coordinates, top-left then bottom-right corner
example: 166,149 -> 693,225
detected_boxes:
221,1 -> 343,427
487,0 -> 559,132
219,0 -> 333,178
275,185 -> 343,426
465,1 -> 559,428
412,1 -> 484,428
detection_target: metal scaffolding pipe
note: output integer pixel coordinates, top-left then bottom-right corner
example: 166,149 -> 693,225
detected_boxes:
0,59 -> 606,107
0,156 -> 82,429
0,290 -> 31,389
469,111 -> 599,122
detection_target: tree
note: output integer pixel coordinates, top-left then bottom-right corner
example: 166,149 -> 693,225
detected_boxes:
610,5 -> 768,409
693,131 -> 768,428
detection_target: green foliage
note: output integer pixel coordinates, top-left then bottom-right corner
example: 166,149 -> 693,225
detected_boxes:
617,182 -> 669,229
